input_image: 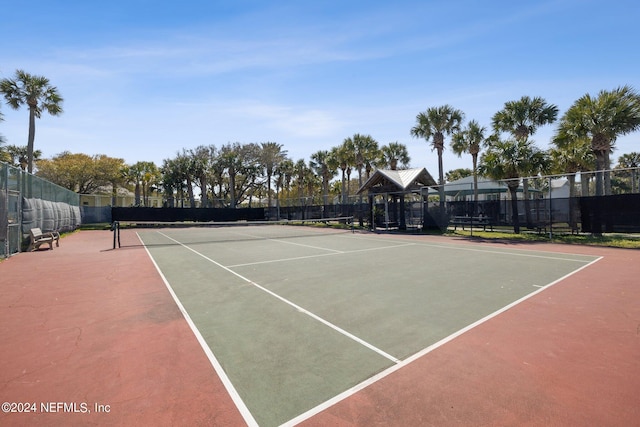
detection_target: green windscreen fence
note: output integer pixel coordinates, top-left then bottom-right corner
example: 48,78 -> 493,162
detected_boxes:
1,162 -> 80,257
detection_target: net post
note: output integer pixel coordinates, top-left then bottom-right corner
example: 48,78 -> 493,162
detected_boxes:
111,221 -> 120,249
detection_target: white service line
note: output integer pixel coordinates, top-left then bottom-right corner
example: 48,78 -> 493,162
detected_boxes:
282,255 -> 604,426
156,231 -> 401,364
137,232 -> 259,427
227,242 -> 416,268
341,233 -> 595,263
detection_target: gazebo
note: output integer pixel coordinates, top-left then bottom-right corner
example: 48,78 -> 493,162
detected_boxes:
357,168 -> 437,230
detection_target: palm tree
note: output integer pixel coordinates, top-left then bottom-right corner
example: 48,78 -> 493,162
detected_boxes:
492,96 -> 558,226
3,144 -> 42,169
331,144 -> 353,204
343,134 -> 379,193
379,142 -> 411,170
616,152 -> 640,193
556,86 -> 640,196
479,138 -> 546,233
259,142 -> 287,208
0,70 -> 64,173
451,120 -> 487,203
0,107 -> 7,161
277,158 -> 295,207
549,138 -> 595,229
411,105 -> 464,211
309,150 -> 336,207
294,159 -> 308,203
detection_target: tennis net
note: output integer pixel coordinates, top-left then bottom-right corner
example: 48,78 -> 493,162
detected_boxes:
111,216 -> 354,249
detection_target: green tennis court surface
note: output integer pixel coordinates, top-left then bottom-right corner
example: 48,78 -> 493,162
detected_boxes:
136,226 -> 599,427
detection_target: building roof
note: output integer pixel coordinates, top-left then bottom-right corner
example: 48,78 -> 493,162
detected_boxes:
356,168 -> 437,195
427,175 -> 539,196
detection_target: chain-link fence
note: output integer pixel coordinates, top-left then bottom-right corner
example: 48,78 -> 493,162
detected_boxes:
1,162 -> 81,257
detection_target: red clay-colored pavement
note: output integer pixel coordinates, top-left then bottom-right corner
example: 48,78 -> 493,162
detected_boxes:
0,230 -> 246,427
1,231 -> 638,426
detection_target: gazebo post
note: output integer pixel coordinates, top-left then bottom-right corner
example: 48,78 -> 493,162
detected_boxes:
384,193 -> 389,230
399,194 -> 406,230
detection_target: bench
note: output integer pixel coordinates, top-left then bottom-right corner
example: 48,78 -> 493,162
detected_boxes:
28,228 -> 60,251
449,216 -> 493,231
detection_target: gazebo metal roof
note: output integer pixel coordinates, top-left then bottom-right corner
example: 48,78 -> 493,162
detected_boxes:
356,168 -> 437,195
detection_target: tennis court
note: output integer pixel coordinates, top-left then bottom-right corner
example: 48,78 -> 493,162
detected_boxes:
127,222 -> 599,426
2,226 -> 639,426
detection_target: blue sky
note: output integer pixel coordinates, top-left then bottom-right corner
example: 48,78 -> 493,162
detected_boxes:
1,0 -> 638,177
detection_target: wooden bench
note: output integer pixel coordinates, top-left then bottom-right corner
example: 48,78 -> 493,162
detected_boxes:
28,228 -> 60,251
449,216 -> 493,231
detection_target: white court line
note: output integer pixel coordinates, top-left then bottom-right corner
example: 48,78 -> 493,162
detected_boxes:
156,231 -> 401,365
282,255 -> 604,426
227,242 -> 416,268
339,233 -> 596,263
137,233 -> 259,427
227,229 -> 345,253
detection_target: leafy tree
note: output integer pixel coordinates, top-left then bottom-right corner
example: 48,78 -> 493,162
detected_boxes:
0,70 -> 63,173
556,85 -> 640,196
189,145 -> 213,207
451,120 -> 488,202
160,158 -> 185,207
36,152 -> 125,194
411,105 -> 464,211
218,142 -> 261,208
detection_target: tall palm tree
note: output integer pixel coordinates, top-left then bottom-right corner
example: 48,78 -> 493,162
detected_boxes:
451,120 -> 487,203
411,105 -> 464,211
492,96 -> 558,226
259,142 -> 287,208
379,142 -> 411,170
276,158 -> 294,208
479,138 -> 545,234
556,86 -> 640,196
294,159 -> 307,203
0,70 -> 64,173
343,134 -> 379,194
331,144 -> 353,204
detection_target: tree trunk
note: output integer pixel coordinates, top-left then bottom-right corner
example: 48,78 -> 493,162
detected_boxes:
523,178 -> 532,228
200,176 -> 208,208
27,107 -> 36,174
594,151 -> 605,197
509,185 -> 520,234
568,174 -> 578,230
186,177 -> 196,208
472,154 -> 479,204
437,147 -> 445,213
580,172 -> 590,197
604,149 -> 612,195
